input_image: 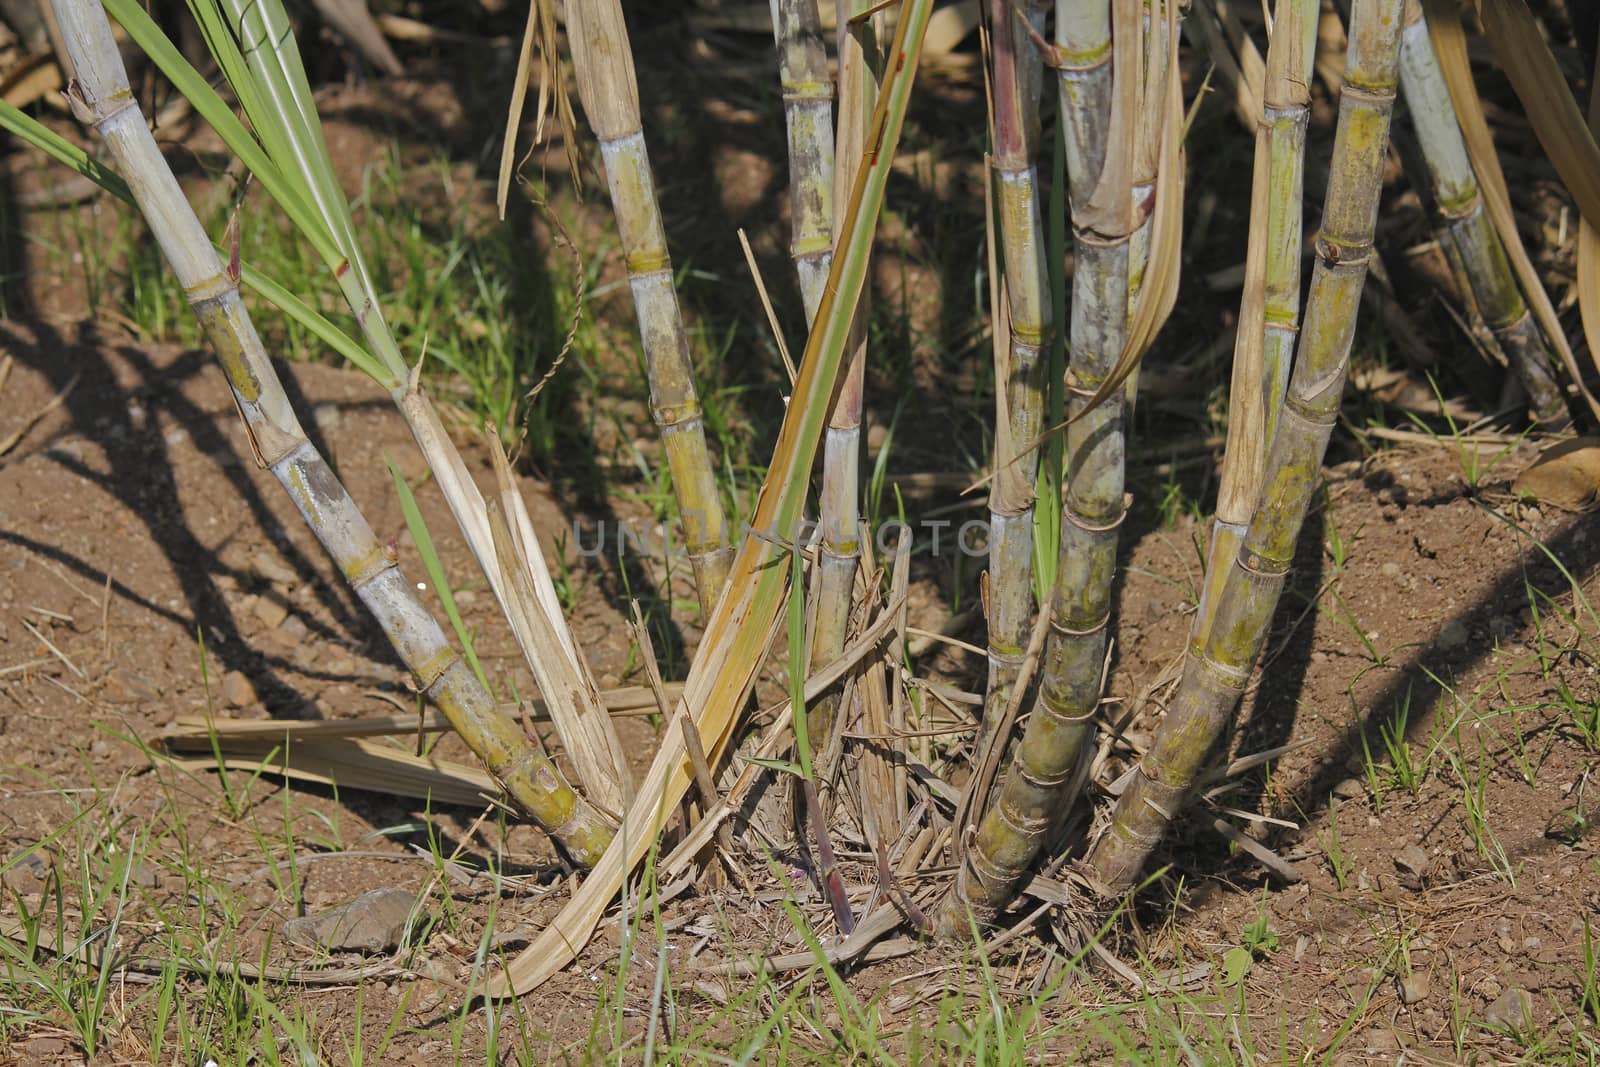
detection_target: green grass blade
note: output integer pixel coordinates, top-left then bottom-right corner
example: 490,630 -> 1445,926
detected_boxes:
385,454 -> 490,693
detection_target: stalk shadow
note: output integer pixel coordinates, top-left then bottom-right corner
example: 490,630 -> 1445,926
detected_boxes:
0,318 -> 402,706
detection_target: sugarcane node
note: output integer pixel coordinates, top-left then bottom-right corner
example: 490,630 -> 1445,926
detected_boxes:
415,647 -> 459,692
625,253 -> 672,276
344,540 -> 397,591
652,399 -> 703,428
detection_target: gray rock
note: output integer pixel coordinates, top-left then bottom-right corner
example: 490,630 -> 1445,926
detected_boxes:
1485,987 -> 1534,1032
284,887 -> 418,954
1398,971 -> 1430,1004
1438,619 -> 1470,650
252,595 -> 290,630
221,670 -> 257,708
251,551 -> 299,586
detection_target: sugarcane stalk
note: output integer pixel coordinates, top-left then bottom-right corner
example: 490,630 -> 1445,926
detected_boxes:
1396,0 -> 1568,428
1092,0 -> 1404,891
941,0 -> 1134,928
1261,0 -> 1318,445
146,0 -> 621,802
977,0 -> 1051,774
770,0 -> 835,323
49,0 -> 616,865
1123,0 -> 1168,403
567,0 -> 733,615
1195,0 -> 1316,649
805,0 -> 876,757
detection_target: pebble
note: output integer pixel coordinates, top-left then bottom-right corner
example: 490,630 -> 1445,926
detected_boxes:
1398,971 -> 1430,1004
1332,777 -> 1366,800
253,596 -> 290,629
221,670 -> 257,708
1379,562 -> 1401,578
1438,619 -> 1469,650
1485,987 -> 1534,1032
313,403 -> 342,433
283,887 -> 418,954
102,667 -> 158,704
251,551 -> 299,587
277,614 -> 310,644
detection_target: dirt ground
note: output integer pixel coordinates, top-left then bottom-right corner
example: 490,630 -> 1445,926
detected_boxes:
1,319 -> 1596,1061
1,8 -> 1599,1064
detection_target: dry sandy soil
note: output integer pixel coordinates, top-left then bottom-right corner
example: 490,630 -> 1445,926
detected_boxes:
0,11 -> 1598,1063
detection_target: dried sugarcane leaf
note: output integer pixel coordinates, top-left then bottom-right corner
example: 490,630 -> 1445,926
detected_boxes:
1579,35 -> 1600,383
1512,436 -> 1600,511
168,739 -> 498,807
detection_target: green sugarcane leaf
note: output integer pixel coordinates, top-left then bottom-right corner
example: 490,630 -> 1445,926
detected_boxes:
100,0 -> 341,266
0,101 -> 132,202
237,265 -> 390,381
0,100 -> 392,384
385,454 -> 490,693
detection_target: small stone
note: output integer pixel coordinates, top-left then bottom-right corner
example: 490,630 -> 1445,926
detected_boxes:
4,847 -> 50,894
130,860 -> 160,888
283,887 -> 418,954
1332,777 -> 1366,800
102,667 -> 158,705
253,596 -> 290,629
1489,615 -> 1516,640
1398,972 -> 1430,1004
251,551 -> 298,587
221,670 -> 257,708
1498,935 -> 1517,954
1522,936 -> 1542,952
1379,562 -> 1401,578
90,739 -> 109,759
1438,619 -> 1470,650
1394,843 -> 1430,889
1485,987 -> 1534,1032
453,589 -> 477,607
313,403 -> 342,433
277,615 -> 310,644
22,1036 -> 69,1059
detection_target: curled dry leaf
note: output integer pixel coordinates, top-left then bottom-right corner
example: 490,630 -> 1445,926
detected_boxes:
1512,437 -> 1600,511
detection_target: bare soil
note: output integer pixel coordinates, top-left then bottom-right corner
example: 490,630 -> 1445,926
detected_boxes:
1,16 -> 1598,1065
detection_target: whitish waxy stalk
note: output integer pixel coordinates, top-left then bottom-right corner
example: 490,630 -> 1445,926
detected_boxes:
48,0 -> 617,864
805,0 -> 875,758
106,0 -> 627,810
567,0 -> 733,615
1397,0 -> 1567,428
1195,0 -> 1316,649
486,0 -> 938,995
1093,0 -> 1405,890
977,0 -> 1051,775
771,0 -> 835,322
943,0 -> 1137,927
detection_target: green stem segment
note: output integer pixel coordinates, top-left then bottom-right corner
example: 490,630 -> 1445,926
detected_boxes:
942,0 -> 1126,928
806,1 -> 877,758
770,0 -> 835,323
568,1 -> 733,615
1196,0 -> 1316,649
978,0 -> 1051,775
1396,0 -> 1567,428
50,0 -> 616,866
1092,0 -> 1405,891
